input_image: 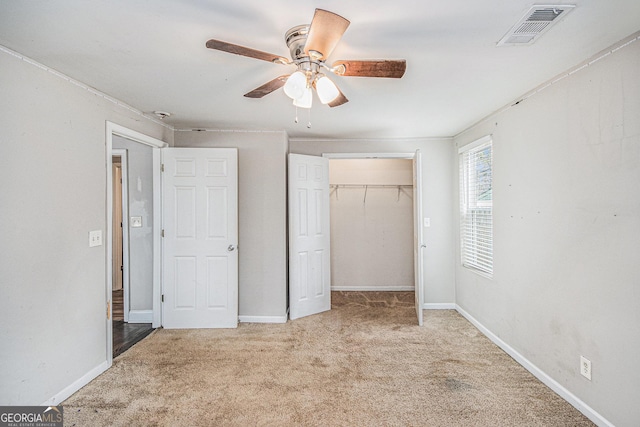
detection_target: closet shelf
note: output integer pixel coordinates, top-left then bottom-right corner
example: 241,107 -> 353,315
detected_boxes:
329,184 -> 413,188
329,184 -> 413,203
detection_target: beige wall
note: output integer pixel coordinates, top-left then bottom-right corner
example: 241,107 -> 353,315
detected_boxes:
174,131 -> 288,320
453,35 -> 640,426
0,50 -> 170,405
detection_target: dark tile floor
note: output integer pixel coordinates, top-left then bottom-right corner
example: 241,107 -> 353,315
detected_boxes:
112,289 -> 154,358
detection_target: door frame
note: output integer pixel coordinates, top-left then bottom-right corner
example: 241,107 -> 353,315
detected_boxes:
112,149 -> 130,321
321,152 -> 424,317
105,121 -> 164,366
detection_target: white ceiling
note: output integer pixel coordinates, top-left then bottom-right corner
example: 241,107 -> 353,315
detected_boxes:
1,1 -> 639,139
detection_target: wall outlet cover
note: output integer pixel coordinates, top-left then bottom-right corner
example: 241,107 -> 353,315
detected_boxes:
89,230 -> 102,247
580,355 -> 592,380
131,216 -> 143,228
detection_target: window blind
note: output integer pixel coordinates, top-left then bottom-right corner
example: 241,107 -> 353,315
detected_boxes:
459,139 -> 493,275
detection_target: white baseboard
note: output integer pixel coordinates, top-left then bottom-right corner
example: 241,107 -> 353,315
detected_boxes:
331,286 -> 414,291
423,303 -> 456,310
42,360 -> 109,406
128,310 -> 153,323
239,315 -> 288,324
455,305 -> 613,427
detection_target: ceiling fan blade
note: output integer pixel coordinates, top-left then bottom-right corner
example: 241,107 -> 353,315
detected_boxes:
332,60 -> 407,78
244,75 -> 290,98
304,9 -> 350,60
206,39 -> 290,64
328,88 -> 349,108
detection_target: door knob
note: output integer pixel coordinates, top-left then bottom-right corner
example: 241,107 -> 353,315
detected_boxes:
227,245 -> 236,252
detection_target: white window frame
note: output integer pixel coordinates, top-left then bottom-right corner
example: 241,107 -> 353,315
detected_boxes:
459,135 -> 493,276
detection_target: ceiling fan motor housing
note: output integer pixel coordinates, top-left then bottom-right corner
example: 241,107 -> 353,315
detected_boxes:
285,25 -> 310,60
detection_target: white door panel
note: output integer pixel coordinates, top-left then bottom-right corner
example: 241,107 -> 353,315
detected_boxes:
289,154 -> 331,320
162,148 -> 238,328
414,150 -> 425,326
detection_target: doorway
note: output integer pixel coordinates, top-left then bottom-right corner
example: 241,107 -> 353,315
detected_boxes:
106,122 -> 163,365
288,152 -> 425,325
111,151 -> 128,321
110,147 -> 154,357
328,158 -> 415,292
328,158 -> 417,313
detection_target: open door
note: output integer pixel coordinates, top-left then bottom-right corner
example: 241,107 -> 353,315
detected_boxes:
414,150 -> 425,326
288,154 -> 331,320
162,148 -> 238,328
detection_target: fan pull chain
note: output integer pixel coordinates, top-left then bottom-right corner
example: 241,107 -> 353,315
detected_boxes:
307,108 -> 311,128
294,106 -> 299,124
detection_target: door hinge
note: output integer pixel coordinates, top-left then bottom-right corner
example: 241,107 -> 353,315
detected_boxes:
161,229 -> 165,237
107,300 -> 111,320
161,163 -> 165,172
161,294 -> 164,303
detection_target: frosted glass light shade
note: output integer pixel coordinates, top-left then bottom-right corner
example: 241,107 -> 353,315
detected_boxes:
316,75 -> 340,104
293,87 -> 313,108
283,71 -> 307,100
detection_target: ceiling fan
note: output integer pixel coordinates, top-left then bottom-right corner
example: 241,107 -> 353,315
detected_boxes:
205,8 -> 406,109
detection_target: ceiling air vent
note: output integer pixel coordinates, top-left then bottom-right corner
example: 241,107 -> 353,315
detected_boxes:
497,5 -> 575,46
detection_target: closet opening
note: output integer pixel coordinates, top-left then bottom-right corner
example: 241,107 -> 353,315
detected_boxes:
329,158 -> 415,309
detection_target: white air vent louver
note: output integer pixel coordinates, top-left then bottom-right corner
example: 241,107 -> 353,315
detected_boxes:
497,5 -> 575,46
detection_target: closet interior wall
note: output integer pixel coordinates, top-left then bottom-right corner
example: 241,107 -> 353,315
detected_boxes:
329,159 -> 415,291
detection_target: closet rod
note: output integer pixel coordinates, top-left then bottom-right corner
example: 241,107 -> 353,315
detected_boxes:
329,184 -> 413,188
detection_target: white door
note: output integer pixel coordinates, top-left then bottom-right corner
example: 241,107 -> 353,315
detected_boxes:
288,154 -> 331,320
414,150 -> 425,326
162,148 -> 238,328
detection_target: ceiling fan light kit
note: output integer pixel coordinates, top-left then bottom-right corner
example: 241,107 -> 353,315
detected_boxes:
205,8 -> 407,122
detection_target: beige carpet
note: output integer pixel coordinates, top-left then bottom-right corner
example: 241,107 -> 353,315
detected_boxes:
64,292 -> 593,426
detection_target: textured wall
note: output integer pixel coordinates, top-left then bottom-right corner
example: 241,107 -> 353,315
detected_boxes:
454,36 -> 640,426
0,51 -> 169,405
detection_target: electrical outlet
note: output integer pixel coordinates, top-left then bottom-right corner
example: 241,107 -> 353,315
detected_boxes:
580,356 -> 592,380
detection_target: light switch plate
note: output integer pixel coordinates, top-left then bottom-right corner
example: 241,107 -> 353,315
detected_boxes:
424,218 -> 431,227
130,216 -> 142,228
89,230 -> 102,247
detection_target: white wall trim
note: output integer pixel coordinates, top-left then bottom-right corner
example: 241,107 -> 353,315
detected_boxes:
107,121 -> 167,149
331,286 -> 414,291
152,149 -> 162,328
128,310 -> 153,323
41,360 -> 109,406
455,305 -> 613,427
423,303 -> 456,310
239,315 -> 288,324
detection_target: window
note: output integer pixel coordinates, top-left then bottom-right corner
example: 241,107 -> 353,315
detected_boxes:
459,136 -> 493,275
